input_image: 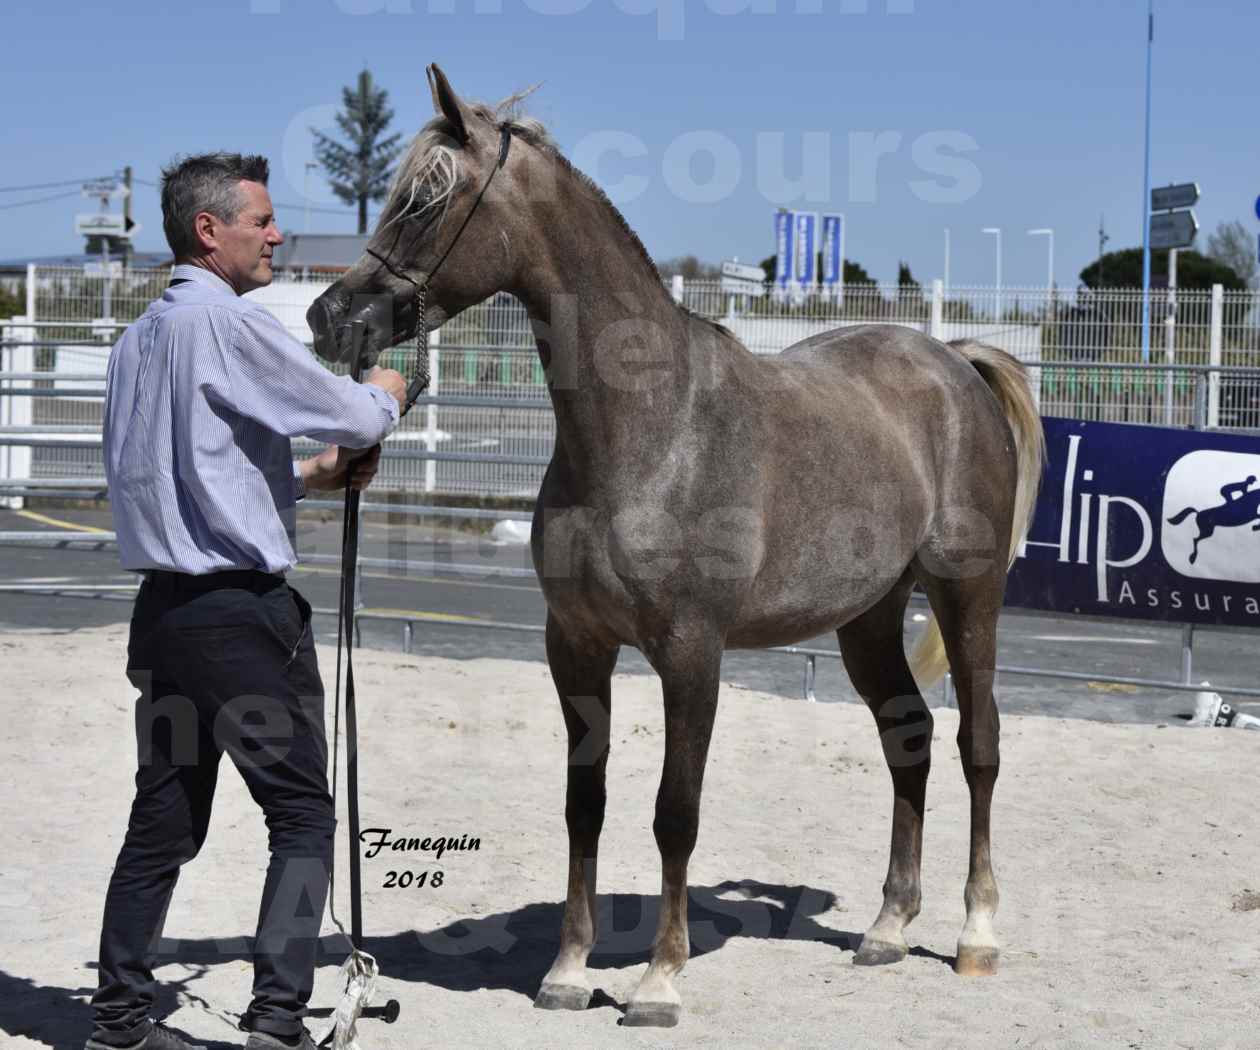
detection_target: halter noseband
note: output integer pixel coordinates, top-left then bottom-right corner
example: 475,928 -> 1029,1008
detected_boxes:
362,125 -> 513,418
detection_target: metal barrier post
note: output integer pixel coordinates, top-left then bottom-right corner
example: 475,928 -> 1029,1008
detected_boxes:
1208,283 -> 1223,428
1180,623 -> 1194,685
424,329 -> 440,495
930,279 -> 944,341
0,320 -> 34,510
1163,266 -> 1176,425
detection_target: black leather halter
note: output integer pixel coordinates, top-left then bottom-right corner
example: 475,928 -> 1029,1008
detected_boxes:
363,125 -> 512,417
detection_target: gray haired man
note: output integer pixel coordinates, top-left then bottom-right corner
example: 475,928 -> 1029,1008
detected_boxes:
87,153 -> 405,1050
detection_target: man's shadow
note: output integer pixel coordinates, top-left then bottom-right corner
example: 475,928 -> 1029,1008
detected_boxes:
0,966 -> 241,1050
2,881 -> 953,1047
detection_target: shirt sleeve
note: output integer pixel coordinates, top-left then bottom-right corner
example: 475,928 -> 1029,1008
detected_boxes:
218,305 -> 399,448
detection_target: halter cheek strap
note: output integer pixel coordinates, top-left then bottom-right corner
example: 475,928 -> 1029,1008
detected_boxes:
363,125 -> 513,418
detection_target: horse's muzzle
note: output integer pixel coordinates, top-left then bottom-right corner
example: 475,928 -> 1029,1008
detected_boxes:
307,292 -> 392,366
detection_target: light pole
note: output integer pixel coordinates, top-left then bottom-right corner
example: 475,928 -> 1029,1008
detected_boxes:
303,161 -> 318,234
943,227 -> 951,293
1028,228 -> 1054,290
1140,0 -> 1155,362
982,227 -> 1002,320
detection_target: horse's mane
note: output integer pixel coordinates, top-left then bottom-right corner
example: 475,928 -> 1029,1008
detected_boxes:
382,90 -> 736,343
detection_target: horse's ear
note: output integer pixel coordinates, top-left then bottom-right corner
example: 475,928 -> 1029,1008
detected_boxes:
427,64 -> 469,145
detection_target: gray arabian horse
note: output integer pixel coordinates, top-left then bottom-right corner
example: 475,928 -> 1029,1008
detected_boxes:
309,65 -> 1044,1028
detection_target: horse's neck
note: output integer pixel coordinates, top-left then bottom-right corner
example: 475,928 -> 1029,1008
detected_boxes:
513,214 -> 716,480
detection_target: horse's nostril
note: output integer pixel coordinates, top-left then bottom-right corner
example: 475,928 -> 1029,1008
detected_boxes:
306,298 -> 332,339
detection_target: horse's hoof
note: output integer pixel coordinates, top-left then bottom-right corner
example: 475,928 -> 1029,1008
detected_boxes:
534,983 -> 592,1011
853,938 -> 907,966
954,944 -> 1000,976
622,1001 -> 681,1028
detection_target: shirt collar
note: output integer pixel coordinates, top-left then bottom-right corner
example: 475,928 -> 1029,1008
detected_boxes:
169,263 -> 237,297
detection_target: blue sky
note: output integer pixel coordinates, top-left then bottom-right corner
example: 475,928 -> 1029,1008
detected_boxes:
2,0 -> 1256,287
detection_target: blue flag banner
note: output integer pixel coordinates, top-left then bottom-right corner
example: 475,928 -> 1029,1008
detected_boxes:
1006,417 -> 1260,628
774,211 -> 794,290
821,214 -> 843,287
793,212 -> 817,290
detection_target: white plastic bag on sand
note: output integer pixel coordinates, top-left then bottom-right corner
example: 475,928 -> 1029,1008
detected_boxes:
314,950 -> 378,1050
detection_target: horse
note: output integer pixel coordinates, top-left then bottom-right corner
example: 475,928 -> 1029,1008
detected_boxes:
1167,476 -> 1260,564
308,65 -> 1045,1028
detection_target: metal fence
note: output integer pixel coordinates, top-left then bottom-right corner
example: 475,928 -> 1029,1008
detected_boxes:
4,266 -> 1260,498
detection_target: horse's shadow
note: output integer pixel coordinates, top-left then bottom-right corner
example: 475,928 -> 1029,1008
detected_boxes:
356,880 -> 951,1010
1,881 -> 953,1047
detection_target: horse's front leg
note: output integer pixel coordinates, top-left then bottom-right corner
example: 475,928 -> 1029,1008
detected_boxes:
625,621 -> 724,1028
535,612 -> 619,1011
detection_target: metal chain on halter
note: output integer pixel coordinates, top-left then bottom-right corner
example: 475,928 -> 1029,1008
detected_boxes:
401,282 -> 428,419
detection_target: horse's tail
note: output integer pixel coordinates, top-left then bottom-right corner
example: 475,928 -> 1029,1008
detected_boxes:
909,340 -> 1047,689
1166,506 -> 1197,526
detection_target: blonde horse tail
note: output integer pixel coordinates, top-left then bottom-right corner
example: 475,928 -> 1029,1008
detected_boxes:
909,340 -> 1046,689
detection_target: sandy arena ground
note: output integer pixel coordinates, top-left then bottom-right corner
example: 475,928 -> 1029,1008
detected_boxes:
1,623 -> 1257,1050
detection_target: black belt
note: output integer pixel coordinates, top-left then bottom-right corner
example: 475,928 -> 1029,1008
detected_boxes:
143,568 -> 285,594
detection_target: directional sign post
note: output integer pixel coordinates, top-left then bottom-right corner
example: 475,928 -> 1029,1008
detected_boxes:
720,261 -> 765,308
76,213 -> 129,238
84,261 -> 124,279
721,260 -> 765,283
1144,179 -> 1201,362
1149,209 -> 1198,251
1151,182 -> 1199,212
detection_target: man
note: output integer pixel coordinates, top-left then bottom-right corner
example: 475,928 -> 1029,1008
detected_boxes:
88,152 -> 406,1050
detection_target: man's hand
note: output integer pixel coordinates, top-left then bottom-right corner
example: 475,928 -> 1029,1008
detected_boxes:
300,444 -> 382,492
366,366 -> 407,409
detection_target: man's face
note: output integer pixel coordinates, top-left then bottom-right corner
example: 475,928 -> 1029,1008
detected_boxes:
211,180 -> 283,294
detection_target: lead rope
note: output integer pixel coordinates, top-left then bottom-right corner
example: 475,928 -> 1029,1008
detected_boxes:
319,344 -> 389,1050
319,127 -> 509,1046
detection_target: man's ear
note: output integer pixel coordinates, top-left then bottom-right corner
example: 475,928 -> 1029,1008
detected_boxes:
192,210 -> 219,253
427,63 -> 469,145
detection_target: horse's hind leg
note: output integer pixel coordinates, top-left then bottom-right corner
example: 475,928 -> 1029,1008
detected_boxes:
535,612 -> 619,1011
837,572 -> 932,966
916,563 -> 1004,977
1190,522 -> 1215,564
625,621 -> 723,1028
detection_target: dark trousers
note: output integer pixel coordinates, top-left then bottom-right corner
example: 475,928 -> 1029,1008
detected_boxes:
90,571 -> 333,1045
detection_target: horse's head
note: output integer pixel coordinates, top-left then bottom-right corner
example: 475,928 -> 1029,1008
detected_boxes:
308,64 -> 533,366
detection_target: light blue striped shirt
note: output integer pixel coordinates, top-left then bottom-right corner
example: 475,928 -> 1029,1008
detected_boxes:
103,264 -> 398,575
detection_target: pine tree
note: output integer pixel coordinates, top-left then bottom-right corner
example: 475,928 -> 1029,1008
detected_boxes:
311,69 -> 403,234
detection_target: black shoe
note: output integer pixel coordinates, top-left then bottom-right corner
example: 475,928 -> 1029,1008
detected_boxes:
242,1030 -> 318,1050
85,1020 -> 207,1050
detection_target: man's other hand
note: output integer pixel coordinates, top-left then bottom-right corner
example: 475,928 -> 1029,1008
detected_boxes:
302,444 -> 383,492
366,366 -> 407,409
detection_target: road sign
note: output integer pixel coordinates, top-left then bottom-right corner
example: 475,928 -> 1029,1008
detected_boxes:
720,275 -> 765,298
721,260 -> 764,283
84,261 -> 124,279
1151,182 -> 1199,211
82,181 -> 128,200
1149,209 -> 1198,250
1254,195 -> 1260,223
76,213 -> 129,237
